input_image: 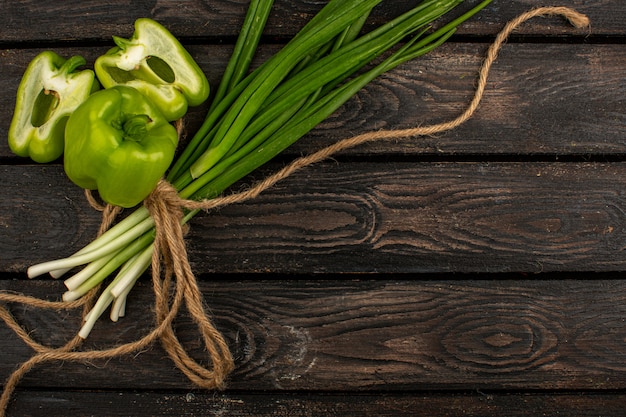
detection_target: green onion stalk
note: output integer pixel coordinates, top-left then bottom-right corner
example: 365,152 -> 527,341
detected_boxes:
27,0 -> 492,338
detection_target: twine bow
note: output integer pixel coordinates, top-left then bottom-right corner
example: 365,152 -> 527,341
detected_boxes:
0,7 -> 590,417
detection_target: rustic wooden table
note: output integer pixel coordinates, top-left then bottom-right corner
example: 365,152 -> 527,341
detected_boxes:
1,1 -> 625,416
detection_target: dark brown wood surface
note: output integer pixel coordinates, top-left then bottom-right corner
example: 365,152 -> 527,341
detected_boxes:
8,391 -> 626,417
0,0 -> 624,42
2,42 -> 625,158
1,1 -> 625,416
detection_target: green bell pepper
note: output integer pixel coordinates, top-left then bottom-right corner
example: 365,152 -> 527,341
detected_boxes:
64,85 -> 178,208
8,51 -> 99,163
94,18 -> 209,122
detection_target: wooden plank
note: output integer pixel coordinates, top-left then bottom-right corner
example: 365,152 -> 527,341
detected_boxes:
298,42 -> 626,157
2,161 -> 626,274
185,161 -> 626,274
3,279 -> 626,391
6,390 -> 626,417
0,165 -> 102,271
1,43 -> 624,160
0,0 -> 621,43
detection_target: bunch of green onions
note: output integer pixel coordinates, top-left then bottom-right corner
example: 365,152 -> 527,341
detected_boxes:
27,0 -> 492,338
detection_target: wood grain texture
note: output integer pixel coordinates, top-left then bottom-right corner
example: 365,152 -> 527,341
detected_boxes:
0,166 -> 102,271
2,279 -> 626,392
297,42 -> 626,157
186,161 -> 626,273
3,161 -> 625,273
7,391 -> 626,417
1,42 -> 624,160
0,0 -> 621,43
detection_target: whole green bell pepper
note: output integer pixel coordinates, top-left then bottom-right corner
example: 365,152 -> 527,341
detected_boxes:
8,51 -> 99,163
94,18 -> 209,122
64,85 -> 178,208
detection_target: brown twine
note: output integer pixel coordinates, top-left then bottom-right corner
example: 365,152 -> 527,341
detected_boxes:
0,7 -> 589,416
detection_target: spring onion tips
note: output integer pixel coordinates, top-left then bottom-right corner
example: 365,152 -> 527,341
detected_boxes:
28,0 -> 492,338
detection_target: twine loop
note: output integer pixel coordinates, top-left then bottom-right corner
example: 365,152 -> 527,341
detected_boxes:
0,7 -> 590,416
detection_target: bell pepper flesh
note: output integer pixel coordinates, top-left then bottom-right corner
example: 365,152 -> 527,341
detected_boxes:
8,51 -> 99,163
95,18 -> 210,121
64,85 -> 178,208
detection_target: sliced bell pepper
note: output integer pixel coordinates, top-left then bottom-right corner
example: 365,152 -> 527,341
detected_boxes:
94,18 -> 209,122
8,51 -> 99,163
64,85 -> 178,208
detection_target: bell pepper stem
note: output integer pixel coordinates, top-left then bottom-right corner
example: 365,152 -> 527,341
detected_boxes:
59,55 -> 87,75
122,114 -> 152,141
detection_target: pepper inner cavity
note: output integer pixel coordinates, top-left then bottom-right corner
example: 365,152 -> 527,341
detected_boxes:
146,56 -> 175,83
31,89 -> 60,127
106,56 -> 175,85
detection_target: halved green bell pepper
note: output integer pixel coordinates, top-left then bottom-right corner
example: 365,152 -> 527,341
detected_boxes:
94,18 -> 209,122
8,51 -> 99,163
64,85 -> 178,208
